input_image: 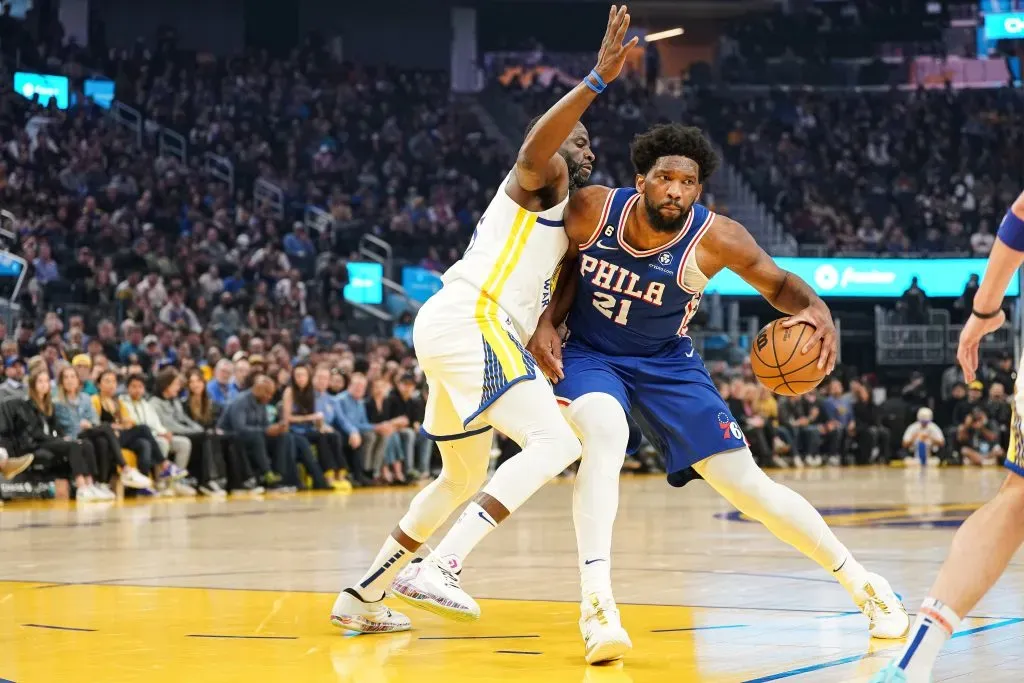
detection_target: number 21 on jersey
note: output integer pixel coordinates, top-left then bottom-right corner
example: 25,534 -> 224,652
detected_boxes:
592,292 -> 631,325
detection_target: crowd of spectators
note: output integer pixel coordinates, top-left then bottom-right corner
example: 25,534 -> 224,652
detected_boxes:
681,355 -> 1018,474
693,88 -> 1024,255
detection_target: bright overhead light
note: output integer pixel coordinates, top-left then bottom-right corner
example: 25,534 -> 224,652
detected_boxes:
645,27 -> 684,42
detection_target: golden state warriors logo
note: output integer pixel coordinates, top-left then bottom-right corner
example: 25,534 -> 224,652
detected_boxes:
718,504 -> 982,529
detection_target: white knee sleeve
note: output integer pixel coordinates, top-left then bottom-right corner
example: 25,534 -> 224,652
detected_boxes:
566,393 -> 629,473
694,447 -> 847,571
399,430 -> 492,542
568,393 -> 629,592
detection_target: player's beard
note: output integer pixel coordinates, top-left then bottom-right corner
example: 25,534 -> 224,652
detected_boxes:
566,158 -> 587,194
644,194 -> 689,233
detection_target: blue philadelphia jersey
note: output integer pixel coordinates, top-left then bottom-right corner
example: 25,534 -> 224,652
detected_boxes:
566,188 -> 715,357
555,187 -> 747,478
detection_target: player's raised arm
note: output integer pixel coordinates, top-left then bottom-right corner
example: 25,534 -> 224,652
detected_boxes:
698,215 -> 837,372
513,5 -> 637,192
528,186 -> 611,381
957,190 -> 1024,382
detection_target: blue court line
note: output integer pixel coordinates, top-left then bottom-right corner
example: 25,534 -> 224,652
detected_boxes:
814,611 -> 860,620
650,624 -> 749,633
740,617 -> 1024,683
950,617 -> 1024,638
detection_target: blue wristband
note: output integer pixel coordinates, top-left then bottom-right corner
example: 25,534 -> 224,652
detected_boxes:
584,69 -> 606,94
997,209 -> 1024,252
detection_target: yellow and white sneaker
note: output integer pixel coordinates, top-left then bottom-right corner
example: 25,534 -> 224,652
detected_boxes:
854,573 -> 910,639
580,593 -> 632,664
330,588 -> 412,634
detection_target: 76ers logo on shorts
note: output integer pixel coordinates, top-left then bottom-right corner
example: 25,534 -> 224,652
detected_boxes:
717,411 -> 743,441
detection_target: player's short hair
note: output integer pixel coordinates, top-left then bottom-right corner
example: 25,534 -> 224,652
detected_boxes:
630,124 -> 720,182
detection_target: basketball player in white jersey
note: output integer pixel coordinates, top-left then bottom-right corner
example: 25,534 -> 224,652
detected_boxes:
872,191 -> 1024,682
330,5 -> 638,633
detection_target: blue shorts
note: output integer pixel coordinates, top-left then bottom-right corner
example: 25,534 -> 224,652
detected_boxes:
554,337 -> 746,476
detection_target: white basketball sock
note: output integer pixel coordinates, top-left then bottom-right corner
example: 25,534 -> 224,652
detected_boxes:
351,430 -> 493,598
694,448 -> 855,580
433,503 -> 497,571
353,536 -> 412,601
568,393 -> 629,598
894,598 -> 959,678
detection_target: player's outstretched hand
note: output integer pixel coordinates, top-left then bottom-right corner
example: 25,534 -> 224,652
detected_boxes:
594,5 -> 640,85
958,309 -> 1006,383
527,318 -> 565,383
782,303 -> 837,373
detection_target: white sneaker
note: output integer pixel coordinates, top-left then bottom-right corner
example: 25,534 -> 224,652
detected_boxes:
853,573 -> 910,639
580,593 -> 632,664
120,467 -> 153,489
330,588 -> 412,634
173,482 -> 198,497
76,485 -> 102,502
391,557 -> 480,622
199,481 -> 228,497
94,483 -> 116,500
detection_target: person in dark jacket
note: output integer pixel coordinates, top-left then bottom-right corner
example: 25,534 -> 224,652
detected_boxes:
848,379 -> 891,464
6,366 -> 111,501
183,367 -> 254,494
218,374 -> 329,490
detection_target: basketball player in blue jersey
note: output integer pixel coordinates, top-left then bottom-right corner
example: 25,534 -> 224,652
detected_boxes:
330,6 -> 637,635
400,123 -> 910,664
871,191 -> 1024,683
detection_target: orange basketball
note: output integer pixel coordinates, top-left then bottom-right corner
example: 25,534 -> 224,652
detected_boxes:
750,319 -> 826,397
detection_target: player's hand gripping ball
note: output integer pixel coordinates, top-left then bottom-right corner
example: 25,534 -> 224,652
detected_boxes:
750,319 -> 827,396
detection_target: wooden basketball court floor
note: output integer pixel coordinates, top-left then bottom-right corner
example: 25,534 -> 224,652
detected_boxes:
3,467 -> 1024,683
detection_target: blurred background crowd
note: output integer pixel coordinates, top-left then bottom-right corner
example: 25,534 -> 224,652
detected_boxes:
0,0 -> 1023,502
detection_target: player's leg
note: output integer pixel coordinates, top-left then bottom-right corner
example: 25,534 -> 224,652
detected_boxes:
871,429 -> 1024,682
636,353 -> 908,639
565,391 -> 633,664
392,374 -> 582,621
331,376 -> 493,633
691,446 -> 908,638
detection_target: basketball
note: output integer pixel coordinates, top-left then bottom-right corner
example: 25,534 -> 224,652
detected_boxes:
750,319 -> 827,396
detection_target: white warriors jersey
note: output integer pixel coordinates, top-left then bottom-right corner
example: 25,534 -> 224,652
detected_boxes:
443,171 -> 569,340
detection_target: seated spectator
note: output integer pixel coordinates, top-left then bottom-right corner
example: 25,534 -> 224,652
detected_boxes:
954,381 -> 986,426
183,367 -> 257,495
822,379 -> 854,465
989,352 -> 1017,396
71,354 -> 98,395
207,359 -> 238,406
121,374 -> 196,497
727,382 -> 772,466
366,377 -> 411,484
217,374 -> 293,490
313,364 -> 368,487
149,367 -> 226,497
0,357 -> 26,402
389,373 -> 427,478
902,407 -> 945,466
937,382 -> 966,430
955,407 -> 1004,466
848,379 -> 890,465
986,382 -> 1012,450
335,372 -> 384,482
93,369 -> 179,487
281,363 -> 349,491
6,366 -> 110,501
54,365 -> 152,491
